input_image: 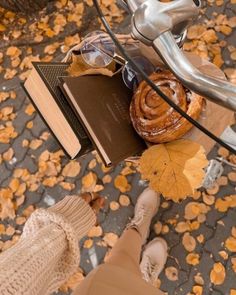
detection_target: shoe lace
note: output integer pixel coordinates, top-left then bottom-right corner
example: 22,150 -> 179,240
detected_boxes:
142,255 -> 160,284
129,205 -> 152,227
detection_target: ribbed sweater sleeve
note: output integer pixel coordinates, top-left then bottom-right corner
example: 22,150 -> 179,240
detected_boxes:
0,195 -> 96,295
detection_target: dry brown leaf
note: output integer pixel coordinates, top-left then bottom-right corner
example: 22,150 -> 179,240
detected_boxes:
182,232 -> 196,252
186,253 -> 200,265
59,182 -> 75,191
0,224 -> 5,234
228,172 -> 236,182
88,226 -> 103,238
88,159 -> 97,169
114,175 -> 131,193
120,166 -> 135,176
93,184 -> 104,192
225,236 -> 236,252
140,140 -> 208,202
84,239 -> 93,249
192,285 -> 203,295
206,183 -> 219,195
185,202 -> 210,220
5,225 -> 15,236
165,266 -> 179,281
202,193 -> 215,205
218,147 -> 229,158
197,234 -> 204,244
161,225 -> 169,234
60,269 -> 84,292
42,177 -> 58,187
231,257 -> 236,272
62,161 -> 81,177
215,195 -> 236,212
109,201 -> 120,211
231,227 -> 236,238
102,175 -> 112,184
218,250 -> 228,260
9,178 -> 20,193
67,55 -> 116,77
3,148 -> 14,161
119,194 -> 130,206
175,222 -> 190,233
154,221 -> 162,235
210,262 -> 225,285
194,273 -> 204,285
29,139 -> 43,150
81,172 -> 97,192
0,197 -> 15,220
103,232 -> 118,248
217,176 -> 228,186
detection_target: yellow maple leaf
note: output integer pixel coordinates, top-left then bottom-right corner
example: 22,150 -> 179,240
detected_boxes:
140,140 -> 208,202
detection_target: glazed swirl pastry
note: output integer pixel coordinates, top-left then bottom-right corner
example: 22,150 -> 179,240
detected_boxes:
130,70 -> 204,143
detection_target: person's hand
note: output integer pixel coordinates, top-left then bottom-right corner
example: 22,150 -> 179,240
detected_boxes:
80,192 -> 105,214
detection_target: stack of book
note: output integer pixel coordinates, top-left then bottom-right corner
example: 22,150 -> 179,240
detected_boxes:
23,62 -> 145,166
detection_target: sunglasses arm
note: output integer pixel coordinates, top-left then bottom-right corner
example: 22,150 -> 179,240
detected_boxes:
125,0 -> 236,111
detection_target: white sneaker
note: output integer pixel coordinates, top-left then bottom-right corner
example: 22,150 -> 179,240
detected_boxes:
140,238 -> 168,286
127,188 -> 160,245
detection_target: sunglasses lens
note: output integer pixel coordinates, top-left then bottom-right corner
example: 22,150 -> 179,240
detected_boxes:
122,56 -> 155,90
80,31 -> 115,68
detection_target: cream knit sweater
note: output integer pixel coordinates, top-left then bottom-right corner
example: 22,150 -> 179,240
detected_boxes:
0,195 -> 96,295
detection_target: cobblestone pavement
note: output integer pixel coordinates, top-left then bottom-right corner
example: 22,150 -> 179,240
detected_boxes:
0,1 -> 236,295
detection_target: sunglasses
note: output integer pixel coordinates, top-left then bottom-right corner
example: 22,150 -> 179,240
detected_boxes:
80,30 -> 155,90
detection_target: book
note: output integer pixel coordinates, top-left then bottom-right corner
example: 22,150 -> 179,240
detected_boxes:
23,62 -> 92,158
60,74 -> 146,166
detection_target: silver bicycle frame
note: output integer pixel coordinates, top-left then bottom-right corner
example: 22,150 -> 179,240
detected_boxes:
124,0 -> 236,111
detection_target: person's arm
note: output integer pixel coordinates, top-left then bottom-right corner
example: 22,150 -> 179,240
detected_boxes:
0,195 -> 97,295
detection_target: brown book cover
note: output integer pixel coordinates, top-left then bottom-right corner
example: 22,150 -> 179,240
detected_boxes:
61,74 -> 146,166
23,62 -> 93,159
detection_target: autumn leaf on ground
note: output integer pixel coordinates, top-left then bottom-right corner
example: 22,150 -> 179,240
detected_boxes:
60,268 -> 84,292
210,262 -> 226,285
140,140 -> 208,202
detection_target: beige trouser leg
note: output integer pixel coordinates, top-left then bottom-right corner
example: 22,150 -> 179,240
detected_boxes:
105,228 -> 143,276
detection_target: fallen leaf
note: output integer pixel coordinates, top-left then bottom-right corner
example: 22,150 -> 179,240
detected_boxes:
192,285 -> 203,295
210,262 -> 225,285
102,175 -> 112,184
88,226 -> 103,238
186,253 -> 200,265
175,222 -> 190,233
119,194 -> 130,206
114,175 -> 131,193
218,250 -> 228,260
139,140 -> 208,202
228,172 -> 236,182
62,161 -> 81,177
225,236 -> 236,252
60,269 -> 84,292
84,239 -> 93,249
154,221 -> 162,235
185,202 -> 210,220
81,172 -> 97,192
231,257 -> 236,272
29,139 -> 43,150
103,232 -> 118,247
109,201 -> 120,211
182,232 -> 196,252
165,266 -> 179,281
194,273 -> 204,285
202,193 -> 215,205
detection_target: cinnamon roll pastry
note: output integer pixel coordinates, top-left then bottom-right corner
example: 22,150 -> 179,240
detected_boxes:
130,70 -> 204,143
